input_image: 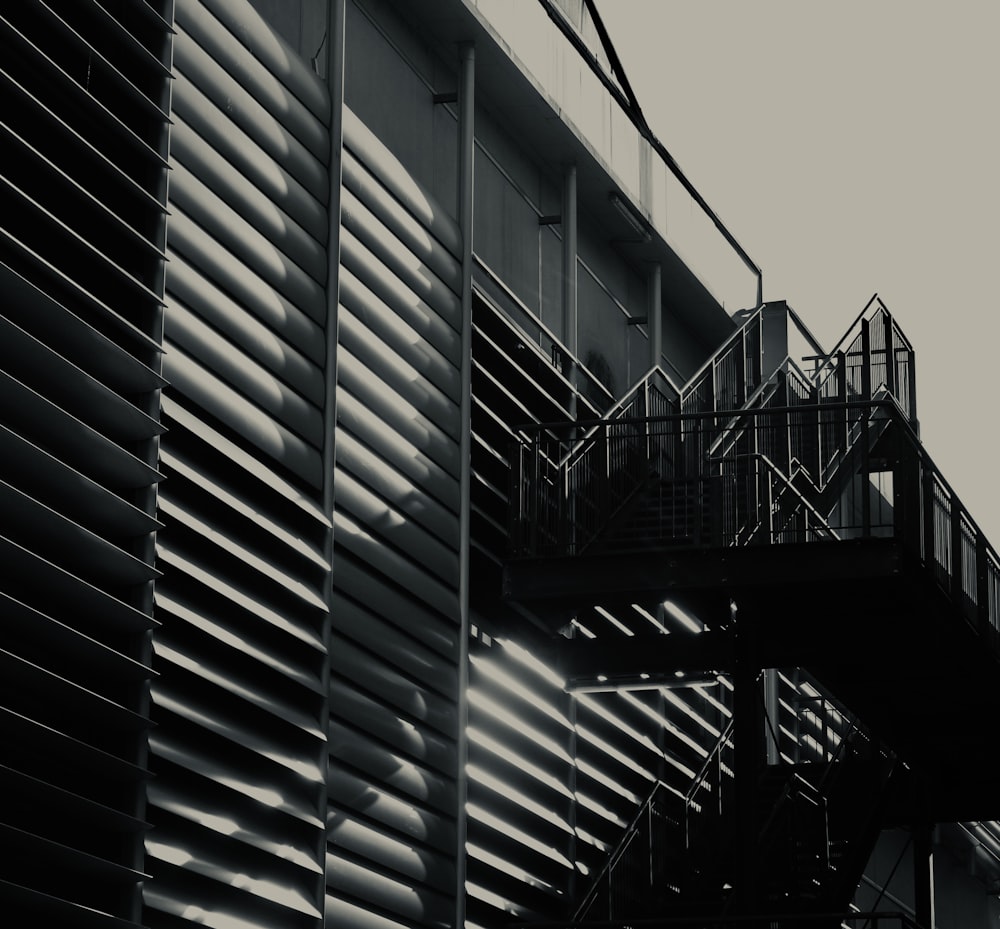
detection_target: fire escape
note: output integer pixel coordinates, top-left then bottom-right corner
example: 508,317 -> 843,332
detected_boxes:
503,298 -> 1000,927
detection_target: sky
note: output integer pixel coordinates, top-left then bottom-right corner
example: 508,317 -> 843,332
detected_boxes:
599,1 -> 1000,544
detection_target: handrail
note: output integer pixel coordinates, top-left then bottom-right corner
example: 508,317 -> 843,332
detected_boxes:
679,306 -> 763,409
572,777 -> 685,921
473,253 -> 613,414
559,364 -> 681,469
818,292 -> 881,366
685,717 -> 736,807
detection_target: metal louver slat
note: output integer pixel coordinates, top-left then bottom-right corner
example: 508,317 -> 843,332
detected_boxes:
343,106 -> 461,259
1,591 -> 153,688
29,0 -> 170,120
166,251 -> 326,386
330,95 -> 465,927
170,115 -> 328,277
162,347 -> 323,487
0,315 -> 163,442
0,262 -> 163,390
336,349 -> 460,479
172,21 -> 328,194
338,306 -> 460,437
341,188 -> 461,322
165,299 -> 323,445
148,4 -> 331,927
0,1 -> 168,924
175,0 -> 328,160
0,14 -> 168,168
0,481 -> 158,586
196,0 -> 330,121
73,0 -> 175,74
0,68 -> 167,232
0,122 -> 166,261
0,536 -> 157,638
0,370 -> 162,489
0,424 -> 161,537
169,164 -> 326,311
170,78 -> 328,243
342,150 -> 462,292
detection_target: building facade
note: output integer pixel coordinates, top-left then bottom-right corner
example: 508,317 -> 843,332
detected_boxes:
2,1 -> 999,928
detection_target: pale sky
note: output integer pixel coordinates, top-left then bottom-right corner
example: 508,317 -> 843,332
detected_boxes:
602,0 -> 1000,544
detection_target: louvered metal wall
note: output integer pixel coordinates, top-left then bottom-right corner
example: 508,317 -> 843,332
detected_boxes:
147,1 -> 332,927
0,0 -> 173,924
327,101 -> 465,928
466,294 -> 735,923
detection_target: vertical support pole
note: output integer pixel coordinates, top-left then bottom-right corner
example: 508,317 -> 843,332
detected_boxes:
454,39 -> 476,929
564,163 -> 578,418
860,320 -> 872,534
913,824 -> 936,929
764,668 -> 780,764
320,0 -> 347,922
976,534 -> 990,636
567,687 -> 579,904
647,262 -> 662,371
733,608 -> 761,912
908,349 -> 919,430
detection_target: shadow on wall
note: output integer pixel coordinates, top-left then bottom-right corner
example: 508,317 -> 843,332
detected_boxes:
584,350 -> 615,408
249,0 -> 329,70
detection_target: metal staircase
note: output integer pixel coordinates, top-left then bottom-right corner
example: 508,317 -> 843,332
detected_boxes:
571,695 -> 900,924
504,296 -> 1000,926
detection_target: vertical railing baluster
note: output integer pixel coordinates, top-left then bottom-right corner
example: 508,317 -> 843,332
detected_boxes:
883,310 -> 896,400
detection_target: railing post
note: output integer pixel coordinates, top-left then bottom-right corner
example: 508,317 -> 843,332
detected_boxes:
883,311 -> 896,400
530,440 -> 540,556
922,467 -> 937,574
977,534 -> 991,636
861,317 -> 872,403
860,405 -> 872,536
836,350 -> 848,466
893,428 -> 921,554
950,503 -> 964,605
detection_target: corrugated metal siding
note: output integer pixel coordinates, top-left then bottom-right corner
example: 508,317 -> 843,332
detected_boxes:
328,105 -> 464,929
148,1 -> 331,927
0,0 -> 173,924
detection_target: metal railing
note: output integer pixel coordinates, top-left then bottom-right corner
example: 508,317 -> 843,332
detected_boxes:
509,365 -> 680,556
810,295 -> 917,426
510,398 -> 1000,651
574,722 -> 737,923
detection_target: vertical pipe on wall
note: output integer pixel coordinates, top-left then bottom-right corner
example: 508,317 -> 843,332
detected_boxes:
647,262 -> 662,371
321,0 -> 347,922
455,38 -> 476,929
563,163 -> 578,418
